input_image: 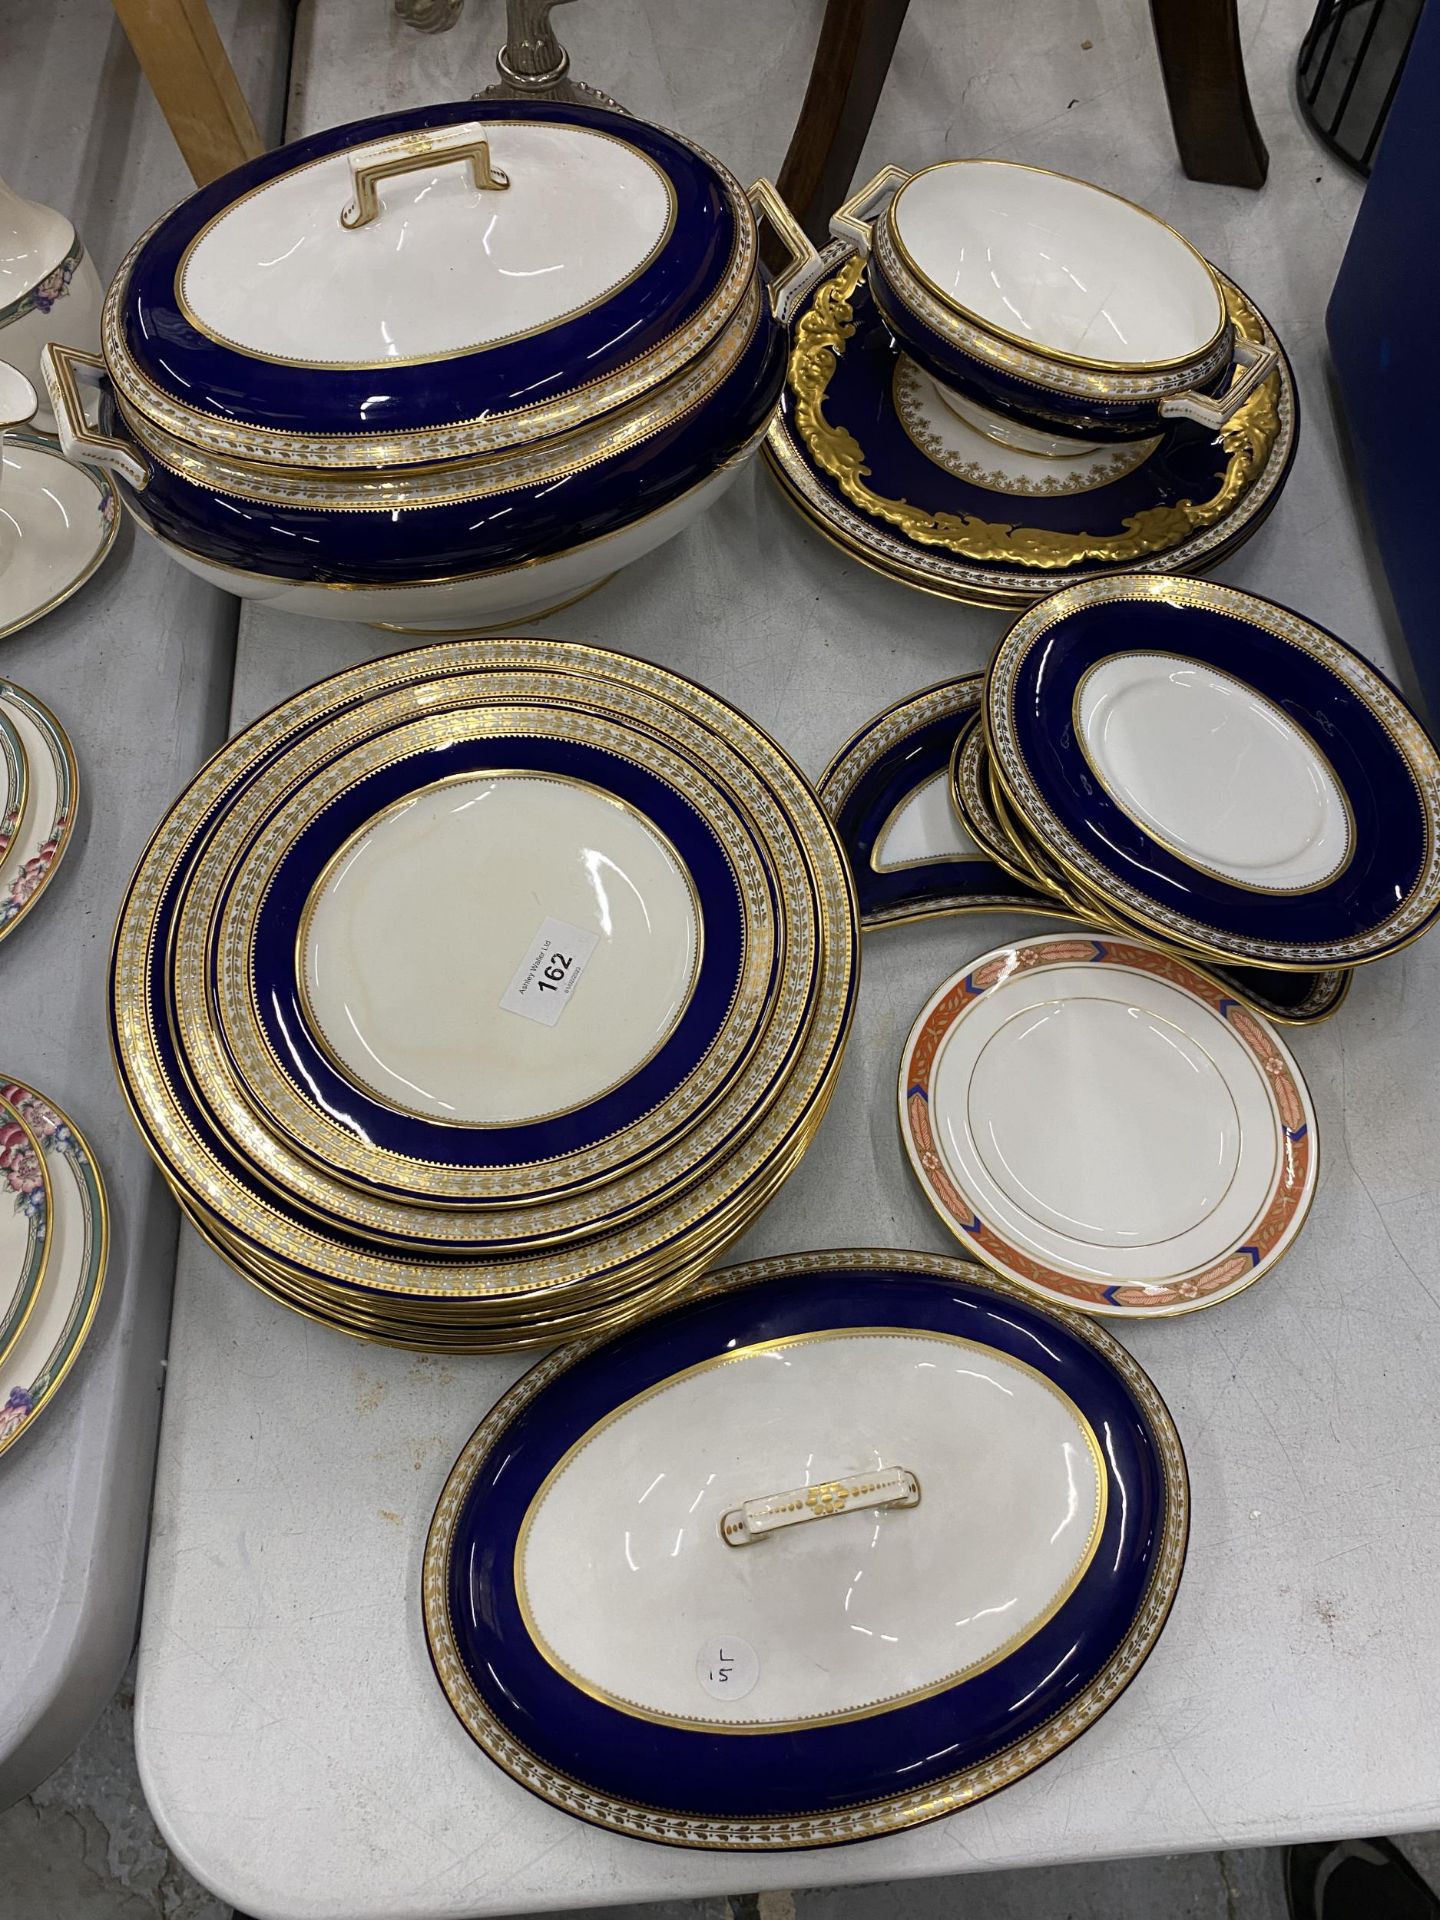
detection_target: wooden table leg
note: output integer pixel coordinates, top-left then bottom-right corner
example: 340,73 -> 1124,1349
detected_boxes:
766,0 -> 911,268
109,0 -> 265,186
1150,0 -> 1269,188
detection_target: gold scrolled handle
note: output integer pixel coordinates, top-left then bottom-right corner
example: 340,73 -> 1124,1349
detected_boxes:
40,343 -> 150,491
1160,336 -> 1280,430
340,128 -> 511,230
747,177 -> 820,326
829,163 -> 911,256
720,1465 -> 920,1548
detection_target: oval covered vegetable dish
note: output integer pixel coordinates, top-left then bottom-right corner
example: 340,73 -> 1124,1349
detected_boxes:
43,101 -> 815,630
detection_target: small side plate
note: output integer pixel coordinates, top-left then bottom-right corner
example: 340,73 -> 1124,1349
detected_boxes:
900,931 -> 1320,1316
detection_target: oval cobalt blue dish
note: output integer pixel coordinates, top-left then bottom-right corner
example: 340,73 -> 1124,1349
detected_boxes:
986,575 -> 1440,969
424,1248 -> 1188,1848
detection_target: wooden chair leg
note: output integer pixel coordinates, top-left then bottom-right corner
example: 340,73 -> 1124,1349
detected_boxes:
109,0 -> 264,186
1150,0 -> 1269,188
766,0 -> 911,268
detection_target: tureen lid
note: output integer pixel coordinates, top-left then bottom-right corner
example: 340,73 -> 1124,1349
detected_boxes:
107,100 -> 752,466
424,1249 -> 1188,1845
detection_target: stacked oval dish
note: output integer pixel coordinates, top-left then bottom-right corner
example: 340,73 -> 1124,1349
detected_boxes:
43,100 -> 815,633
959,574 -> 1440,978
109,639 -> 858,1351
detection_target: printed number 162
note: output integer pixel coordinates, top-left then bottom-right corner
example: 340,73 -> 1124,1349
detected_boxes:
536,951 -> 573,994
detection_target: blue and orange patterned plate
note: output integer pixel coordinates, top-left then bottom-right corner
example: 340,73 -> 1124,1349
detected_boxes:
900,932 -> 1319,1317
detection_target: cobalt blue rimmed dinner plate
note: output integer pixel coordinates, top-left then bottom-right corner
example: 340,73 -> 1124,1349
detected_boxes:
220,730 -> 755,1181
817,678 -> 1062,927
986,575 -> 1440,969
816,676 -> 1351,1023
159,691 -> 819,1255
763,245 -> 1296,611
160,671 -> 831,1245
423,1248 -> 1188,1848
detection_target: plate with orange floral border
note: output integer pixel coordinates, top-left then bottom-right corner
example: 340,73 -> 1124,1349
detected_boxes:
898,931 -> 1318,1317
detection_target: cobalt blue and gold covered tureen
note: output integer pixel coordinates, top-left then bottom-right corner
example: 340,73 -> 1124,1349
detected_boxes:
44,100 -> 815,630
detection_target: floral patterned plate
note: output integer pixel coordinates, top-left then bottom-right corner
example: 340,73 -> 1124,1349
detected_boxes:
0,682 -> 77,947
899,932 -> 1319,1317
0,1080 -> 108,1459
0,1091 -> 51,1368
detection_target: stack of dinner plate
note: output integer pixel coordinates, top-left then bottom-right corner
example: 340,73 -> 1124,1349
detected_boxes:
955,574 -> 1440,995
110,639 -> 858,1352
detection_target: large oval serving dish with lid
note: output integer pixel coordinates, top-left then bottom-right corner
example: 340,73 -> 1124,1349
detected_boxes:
424,1247 -> 1188,1847
42,101 -> 815,630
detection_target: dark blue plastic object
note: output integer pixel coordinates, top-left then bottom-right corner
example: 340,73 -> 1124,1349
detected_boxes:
1326,0 -> 1440,723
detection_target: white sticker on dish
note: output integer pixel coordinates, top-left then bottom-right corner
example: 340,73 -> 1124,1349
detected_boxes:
696,1637 -> 759,1703
499,916 -> 600,1028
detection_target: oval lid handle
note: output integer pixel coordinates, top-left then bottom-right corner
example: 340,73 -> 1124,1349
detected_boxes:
340,125 -> 511,230
721,1465 -> 920,1547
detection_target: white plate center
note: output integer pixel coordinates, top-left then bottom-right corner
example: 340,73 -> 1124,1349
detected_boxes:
1076,652 -> 1351,891
955,995 -> 1241,1247
301,771 -> 701,1126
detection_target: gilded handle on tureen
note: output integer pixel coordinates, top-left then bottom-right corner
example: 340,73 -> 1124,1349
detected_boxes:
747,178 -> 821,326
1159,336 -> 1280,430
40,343 -> 150,492
340,132 -> 510,230
720,1466 -> 920,1548
829,164 -> 911,256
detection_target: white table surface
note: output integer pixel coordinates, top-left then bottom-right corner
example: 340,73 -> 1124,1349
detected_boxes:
0,0 -> 290,1810
136,1 -> 1440,1915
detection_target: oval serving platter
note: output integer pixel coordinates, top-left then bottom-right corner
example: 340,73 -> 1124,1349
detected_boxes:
423,1247 -> 1188,1848
112,638 -> 858,1338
